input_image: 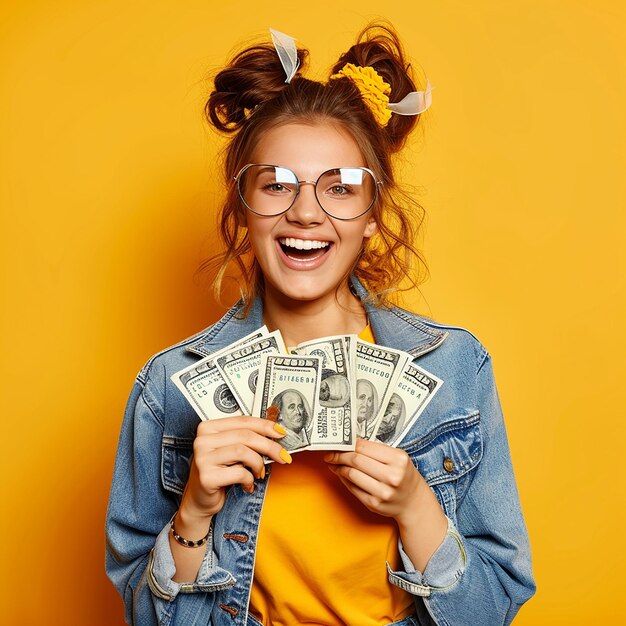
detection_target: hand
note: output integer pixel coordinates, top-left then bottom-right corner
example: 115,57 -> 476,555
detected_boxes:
325,438 -> 448,571
180,416 -> 290,522
324,438 -> 431,526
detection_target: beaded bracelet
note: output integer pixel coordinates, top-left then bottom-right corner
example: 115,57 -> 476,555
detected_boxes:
170,512 -> 210,548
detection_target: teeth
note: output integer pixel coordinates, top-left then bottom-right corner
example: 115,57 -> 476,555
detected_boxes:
279,238 -> 330,250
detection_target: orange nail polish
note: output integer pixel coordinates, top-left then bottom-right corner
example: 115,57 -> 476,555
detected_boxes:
266,405 -> 280,422
279,448 -> 292,464
260,465 -> 266,480
274,423 -> 287,435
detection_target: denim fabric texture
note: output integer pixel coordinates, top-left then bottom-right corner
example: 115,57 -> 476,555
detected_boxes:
105,278 -> 535,625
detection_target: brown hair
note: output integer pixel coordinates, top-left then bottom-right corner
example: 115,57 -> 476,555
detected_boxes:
202,23 -> 428,312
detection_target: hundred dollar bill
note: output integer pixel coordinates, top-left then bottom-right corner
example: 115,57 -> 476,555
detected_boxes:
355,340 -> 411,440
293,335 -> 356,450
215,330 -> 287,415
171,326 -> 269,421
373,362 -> 443,447
252,354 -> 322,454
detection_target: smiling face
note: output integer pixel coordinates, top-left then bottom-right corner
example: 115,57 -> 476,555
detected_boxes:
243,122 -> 378,307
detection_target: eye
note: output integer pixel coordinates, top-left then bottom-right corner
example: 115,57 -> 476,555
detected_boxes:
263,182 -> 292,194
326,184 -> 352,197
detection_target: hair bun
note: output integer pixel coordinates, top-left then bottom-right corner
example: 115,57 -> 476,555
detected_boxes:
206,43 -> 308,133
331,24 -> 421,152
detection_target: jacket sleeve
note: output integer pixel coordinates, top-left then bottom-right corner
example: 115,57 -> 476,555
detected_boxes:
105,371 -> 232,626
388,350 -> 536,625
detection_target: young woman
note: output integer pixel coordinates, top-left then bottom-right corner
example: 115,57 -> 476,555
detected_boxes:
106,25 -> 535,626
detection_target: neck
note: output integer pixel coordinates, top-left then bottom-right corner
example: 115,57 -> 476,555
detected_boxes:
262,282 -> 368,347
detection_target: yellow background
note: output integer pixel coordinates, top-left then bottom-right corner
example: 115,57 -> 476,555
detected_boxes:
1,1 -> 624,624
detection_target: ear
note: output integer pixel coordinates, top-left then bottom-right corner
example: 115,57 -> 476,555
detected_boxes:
363,216 -> 378,239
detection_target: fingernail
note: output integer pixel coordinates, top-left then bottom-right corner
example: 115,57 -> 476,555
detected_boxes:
259,465 -> 266,480
244,484 -> 255,494
279,448 -> 292,464
266,405 -> 280,422
273,423 -> 287,435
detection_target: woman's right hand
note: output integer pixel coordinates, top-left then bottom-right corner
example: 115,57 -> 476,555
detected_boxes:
170,417 -> 289,582
179,416 -> 290,522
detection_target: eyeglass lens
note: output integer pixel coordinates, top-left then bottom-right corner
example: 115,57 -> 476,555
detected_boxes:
237,165 -> 376,219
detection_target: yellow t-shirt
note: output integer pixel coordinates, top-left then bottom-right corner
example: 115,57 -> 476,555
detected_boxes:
249,326 -> 414,625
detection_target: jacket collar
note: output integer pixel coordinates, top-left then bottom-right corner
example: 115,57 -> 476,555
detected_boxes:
186,277 -> 447,359
185,296 -> 265,357
350,277 -> 448,358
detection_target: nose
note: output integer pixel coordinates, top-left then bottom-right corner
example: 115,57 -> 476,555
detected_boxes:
286,181 -> 326,225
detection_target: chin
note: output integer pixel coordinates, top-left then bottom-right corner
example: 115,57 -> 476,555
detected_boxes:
272,281 -> 337,304
289,272 -> 352,298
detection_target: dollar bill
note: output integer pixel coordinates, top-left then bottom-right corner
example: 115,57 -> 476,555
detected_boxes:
355,340 -> 411,440
373,362 -> 443,446
252,354 -> 322,453
215,330 -> 287,414
293,335 -> 356,450
171,327 -> 268,421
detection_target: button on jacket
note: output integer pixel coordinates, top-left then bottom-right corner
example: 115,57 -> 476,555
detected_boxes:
105,279 -> 535,625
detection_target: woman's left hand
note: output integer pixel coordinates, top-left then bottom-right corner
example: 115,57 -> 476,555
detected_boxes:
325,438 -> 449,572
324,438 -> 429,526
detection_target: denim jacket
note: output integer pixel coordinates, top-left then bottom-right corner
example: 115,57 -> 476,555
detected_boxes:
106,279 -> 535,625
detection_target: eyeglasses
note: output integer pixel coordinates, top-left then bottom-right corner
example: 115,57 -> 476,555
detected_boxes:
234,164 -> 382,221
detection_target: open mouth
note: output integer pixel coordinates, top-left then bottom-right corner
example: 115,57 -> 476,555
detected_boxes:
278,237 -> 332,261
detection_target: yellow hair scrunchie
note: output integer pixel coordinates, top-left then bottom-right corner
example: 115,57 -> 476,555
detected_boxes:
329,63 -> 392,127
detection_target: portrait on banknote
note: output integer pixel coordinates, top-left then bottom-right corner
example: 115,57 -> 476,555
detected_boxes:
319,371 -> 351,408
252,354 -> 321,453
356,379 -> 378,439
374,393 -> 406,444
271,388 -> 312,451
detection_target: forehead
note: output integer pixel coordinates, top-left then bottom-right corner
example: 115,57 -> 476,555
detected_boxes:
283,391 -> 302,403
251,122 -> 365,176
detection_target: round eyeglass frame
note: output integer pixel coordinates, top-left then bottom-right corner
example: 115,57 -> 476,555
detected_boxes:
233,163 -> 383,221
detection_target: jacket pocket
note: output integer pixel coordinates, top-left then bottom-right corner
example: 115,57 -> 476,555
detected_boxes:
401,412 -> 482,518
161,436 -> 194,496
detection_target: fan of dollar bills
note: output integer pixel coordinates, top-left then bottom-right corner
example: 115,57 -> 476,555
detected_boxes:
171,326 -> 443,454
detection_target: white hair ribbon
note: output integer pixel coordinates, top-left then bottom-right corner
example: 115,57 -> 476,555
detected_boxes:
387,80 -> 433,115
270,28 -> 300,84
